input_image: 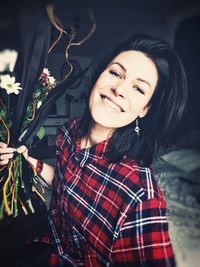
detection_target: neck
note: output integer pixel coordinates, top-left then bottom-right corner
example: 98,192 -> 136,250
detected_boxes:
81,122 -> 114,149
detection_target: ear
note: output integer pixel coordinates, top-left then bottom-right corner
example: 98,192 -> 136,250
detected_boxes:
138,105 -> 150,118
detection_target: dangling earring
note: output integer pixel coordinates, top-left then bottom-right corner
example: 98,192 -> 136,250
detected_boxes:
134,118 -> 140,136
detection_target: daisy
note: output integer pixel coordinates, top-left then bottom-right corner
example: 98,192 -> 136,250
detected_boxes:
0,74 -> 22,95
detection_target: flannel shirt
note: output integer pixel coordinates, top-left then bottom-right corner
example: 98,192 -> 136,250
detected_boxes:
46,118 -> 175,267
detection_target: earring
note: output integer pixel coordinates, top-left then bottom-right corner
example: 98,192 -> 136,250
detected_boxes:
134,118 -> 140,136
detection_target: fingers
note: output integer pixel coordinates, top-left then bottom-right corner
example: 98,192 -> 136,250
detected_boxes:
0,152 -> 14,166
0,152 -> 14,162
0,142 -> 15,166
0,142 -> 7,148
0,142 -> 15,153
0,159 -> 9,165
0,143 -> 28,165
0,147 -> 16,154
0,143 -> 27,154
16,145 -> 27,154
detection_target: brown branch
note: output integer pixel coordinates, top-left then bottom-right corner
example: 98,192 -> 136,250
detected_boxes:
46,5 -> 96,83
71,9 -> 96,47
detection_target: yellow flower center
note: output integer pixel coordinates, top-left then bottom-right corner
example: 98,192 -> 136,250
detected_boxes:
7,83 -> 13,89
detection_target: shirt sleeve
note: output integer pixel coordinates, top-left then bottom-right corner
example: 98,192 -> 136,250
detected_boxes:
110,197 -> 175,267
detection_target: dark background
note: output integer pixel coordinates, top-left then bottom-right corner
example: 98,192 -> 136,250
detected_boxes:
0,1 -> 200,266
1,0 -> 200,135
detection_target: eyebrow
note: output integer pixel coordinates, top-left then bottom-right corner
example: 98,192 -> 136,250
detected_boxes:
110,62 -> 151,89
110,62 -> 127,73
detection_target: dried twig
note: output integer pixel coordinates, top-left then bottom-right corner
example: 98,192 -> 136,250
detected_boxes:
46,4 -> 96,82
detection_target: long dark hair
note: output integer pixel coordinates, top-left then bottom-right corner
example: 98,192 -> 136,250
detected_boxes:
79,34 -> 188,166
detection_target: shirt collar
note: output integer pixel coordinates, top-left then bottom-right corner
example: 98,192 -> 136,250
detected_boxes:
75,137 -> 110,160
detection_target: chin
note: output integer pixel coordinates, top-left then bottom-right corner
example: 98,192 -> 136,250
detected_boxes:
91,110 -> 126,129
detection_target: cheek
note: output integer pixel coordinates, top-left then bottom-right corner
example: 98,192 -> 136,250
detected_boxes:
129,93 -> 151,111
93,72 -> 111,89
89,93 -> 94,111
128,95 -> 141,112
89,86 -> 98,109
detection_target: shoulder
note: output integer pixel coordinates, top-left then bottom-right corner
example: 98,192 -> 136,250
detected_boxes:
60,117 -> 81,136
55,117 -> 82,155
118,157 -> 164,202
56,117 -> 81,144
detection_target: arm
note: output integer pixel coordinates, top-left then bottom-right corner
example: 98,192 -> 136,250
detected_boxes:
27,156 -> 55,186
110,198 -> 175,267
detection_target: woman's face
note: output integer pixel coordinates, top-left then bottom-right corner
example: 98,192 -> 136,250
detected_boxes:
89,50 -> 158,130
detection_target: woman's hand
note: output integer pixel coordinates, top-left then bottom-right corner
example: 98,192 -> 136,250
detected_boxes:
0,142 -> 54,185
0,142 -> 29,166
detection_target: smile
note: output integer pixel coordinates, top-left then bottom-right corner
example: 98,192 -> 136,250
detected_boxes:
100,94 -> 124,112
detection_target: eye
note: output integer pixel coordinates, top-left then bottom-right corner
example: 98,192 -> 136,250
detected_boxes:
133,86 -> 145,95
109,69 -> 121,78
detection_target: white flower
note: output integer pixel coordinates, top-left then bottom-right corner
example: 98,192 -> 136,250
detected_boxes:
37,100 -> 42,109
43,68 -> 50,76
48,75 -> 56,85
0,74 -> 22,95
0,49 -> 18,72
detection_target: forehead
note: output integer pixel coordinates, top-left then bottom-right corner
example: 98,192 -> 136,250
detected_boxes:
110,50 -> 158,88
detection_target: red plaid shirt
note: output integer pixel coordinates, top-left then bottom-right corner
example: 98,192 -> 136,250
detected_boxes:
47,118 -> 175,267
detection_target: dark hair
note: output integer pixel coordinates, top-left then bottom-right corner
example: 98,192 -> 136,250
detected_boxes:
79,33 -> 188,166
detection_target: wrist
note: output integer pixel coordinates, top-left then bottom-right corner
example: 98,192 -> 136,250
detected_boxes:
36,160 -> 44,175
27,156 -> 39,173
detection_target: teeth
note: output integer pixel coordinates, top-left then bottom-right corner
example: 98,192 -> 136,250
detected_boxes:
103,97 -> 122,112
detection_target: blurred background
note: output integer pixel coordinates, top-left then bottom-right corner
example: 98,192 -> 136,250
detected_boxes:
0,0 -> 200,266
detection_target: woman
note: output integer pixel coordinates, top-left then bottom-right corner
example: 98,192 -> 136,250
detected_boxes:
0,34 -> 187,266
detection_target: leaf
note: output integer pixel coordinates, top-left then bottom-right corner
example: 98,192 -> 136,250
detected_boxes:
36,126 -> 45,140
0,109 -> 6,119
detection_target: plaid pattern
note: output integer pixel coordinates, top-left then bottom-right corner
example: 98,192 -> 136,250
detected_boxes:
47,118 -> 175,267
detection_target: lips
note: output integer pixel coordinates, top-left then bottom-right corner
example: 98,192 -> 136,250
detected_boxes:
100,94 -> 124,112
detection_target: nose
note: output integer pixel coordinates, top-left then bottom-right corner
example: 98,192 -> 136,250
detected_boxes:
111,82 -> 126,98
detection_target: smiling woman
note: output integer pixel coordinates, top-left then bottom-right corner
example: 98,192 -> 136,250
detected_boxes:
80,34 -> 187,165
88,50 -> 158,130
0,33 -> 187,267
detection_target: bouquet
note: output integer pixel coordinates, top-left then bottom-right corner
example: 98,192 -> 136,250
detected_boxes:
0,50 -> 56,218
0,3 -> 95,221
